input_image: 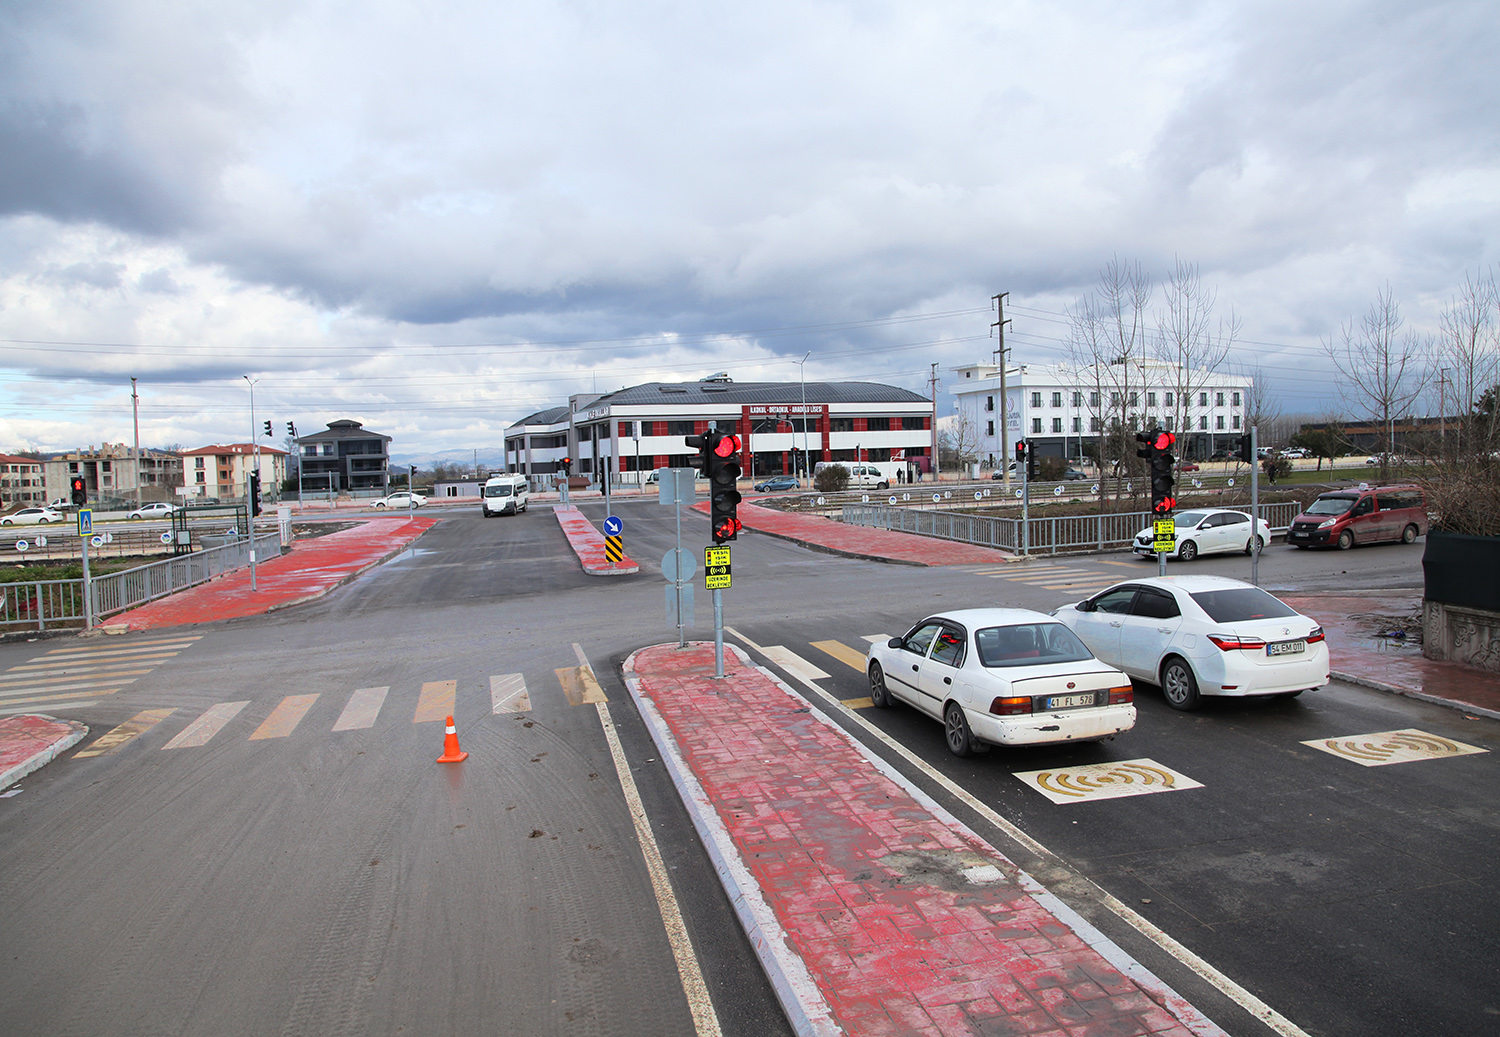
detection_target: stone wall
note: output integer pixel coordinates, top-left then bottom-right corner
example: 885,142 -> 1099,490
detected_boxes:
1423,601 -> 1500,673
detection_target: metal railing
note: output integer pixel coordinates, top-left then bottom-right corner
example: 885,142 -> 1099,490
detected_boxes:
841,501 -> 1304,556
0,530 -> 282,632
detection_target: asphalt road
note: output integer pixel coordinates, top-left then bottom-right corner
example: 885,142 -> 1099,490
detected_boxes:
1,500 -> 1494,1037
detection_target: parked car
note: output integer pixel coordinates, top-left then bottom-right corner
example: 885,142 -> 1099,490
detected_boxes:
2,507 -> 63,526
1280,448 -> 1310,459
127,502 -> 180,519
1285,485 -> 1427,550
865,608 -> 1136,756
1178,461 -> 1200,472
1052,576 -> 1329,710
1208,449 -> 1234,461
1062,468 -> 1089,480
753,475 -> 800,492
1131,508 -> 1273,561
371,492 -> 426,509
47,497 -> 77,511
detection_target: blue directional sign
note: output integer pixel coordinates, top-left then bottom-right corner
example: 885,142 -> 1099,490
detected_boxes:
603,515 -> 623,537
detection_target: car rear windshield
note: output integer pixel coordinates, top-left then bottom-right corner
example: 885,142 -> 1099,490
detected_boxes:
976,623 -> 1094,667
1305,495 -> 1356,515
1189,588 -> 1300,622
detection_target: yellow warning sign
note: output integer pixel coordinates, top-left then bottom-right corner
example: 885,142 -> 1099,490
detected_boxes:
604,535 -> 623,563
1153,518 -> 1176,553
704,546 -> 731,589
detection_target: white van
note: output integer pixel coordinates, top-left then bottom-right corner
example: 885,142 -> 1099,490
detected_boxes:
481,474 -> 530,516
813,461 -> 893,489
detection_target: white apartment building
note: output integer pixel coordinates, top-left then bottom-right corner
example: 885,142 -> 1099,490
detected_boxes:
952,361 -> 1252,467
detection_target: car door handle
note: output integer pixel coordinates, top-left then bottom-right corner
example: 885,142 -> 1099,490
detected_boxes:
1157,626 -> 1173,633
943,676 -> 952,685
912,665 -> 919,672
1109,620 -> 1123,628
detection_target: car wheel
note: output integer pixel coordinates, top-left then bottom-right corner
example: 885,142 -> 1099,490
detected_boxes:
1244,535 -> 1264,555
374,502 -> 386,508
868,662 -> 893,708
1160,657 -> 1201,711
1178,539 -> 1198,561
1,519 -> 10,526
1401,524 -> 1418,544
1336,529 -> 1354,550
944,702 -> 977,757
878,481 -> 889,489
38,518 -> 50,524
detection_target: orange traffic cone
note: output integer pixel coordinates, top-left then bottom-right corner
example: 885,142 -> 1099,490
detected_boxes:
437,715 -> 468,763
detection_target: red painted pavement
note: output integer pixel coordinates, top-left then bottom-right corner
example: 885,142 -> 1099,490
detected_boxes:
100,517 -> 437,632
1,714 -> 88,789
1282,594 -> 1500,718
627,642 -> 1222,1037
725,502 -> 1017,567
553,505 -> 640,575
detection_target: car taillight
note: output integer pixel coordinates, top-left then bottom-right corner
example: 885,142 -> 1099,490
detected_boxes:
1207,634 -> 1268,651
1107,685 -> 1133,705
1306,627 -> 1325,644
989,696 -> 1032,716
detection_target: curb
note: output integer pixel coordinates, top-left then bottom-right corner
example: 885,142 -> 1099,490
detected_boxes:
552,505 -> 641,576
1330,669 -> 1500,721
0,715 -> 88,790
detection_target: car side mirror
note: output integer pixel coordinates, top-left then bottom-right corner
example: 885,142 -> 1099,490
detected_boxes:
1077,600 -> 1094,613
887,637 -> 904,649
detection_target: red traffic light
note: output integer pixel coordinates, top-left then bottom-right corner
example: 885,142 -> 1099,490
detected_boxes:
713,434 -> 741,458
1014,440 -> 1026,459
1153,496 -> 1176,514
1152,431 -> 1176,451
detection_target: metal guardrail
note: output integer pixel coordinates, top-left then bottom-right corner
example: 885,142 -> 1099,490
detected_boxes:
840,501 -> 1304,556
0,530 -> 282,632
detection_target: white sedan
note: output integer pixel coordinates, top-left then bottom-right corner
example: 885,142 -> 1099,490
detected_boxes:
865,607 -> 1136,756
1052,575 -> 1329,710
371,492 -> 426,509
127,502 -> 180,519
1131,508 -> 1273,561
2,507 -> 63,525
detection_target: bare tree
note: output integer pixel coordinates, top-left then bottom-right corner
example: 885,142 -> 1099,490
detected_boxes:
1237,365 -> 1283,449
1436,269 -> 1500,458
1323,285 -> 1431,482
939,410 -> 980,470
1155,258 -> 1239,448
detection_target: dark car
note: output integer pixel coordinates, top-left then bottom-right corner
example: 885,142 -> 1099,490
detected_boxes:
1208,449 -> 1233,461
753,475 -> 800,492
1062,468 -> 1088,480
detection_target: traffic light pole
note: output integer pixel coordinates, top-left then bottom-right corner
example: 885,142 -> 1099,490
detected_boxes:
1250,425 -> 1260,586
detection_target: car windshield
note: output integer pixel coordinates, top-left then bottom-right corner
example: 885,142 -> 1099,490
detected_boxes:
1190,588 -> 1300,622
1174,511 -> 1209,526
1306,495 -> 1356,516
975,623 -> 1094,668
483,485 -> 512,497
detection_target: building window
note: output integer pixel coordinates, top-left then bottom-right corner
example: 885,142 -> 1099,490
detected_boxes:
1216,415 -> 1225,430
986,421 -> 995,436
1199,392 -> 1208,407
1051,418 -> 1063,433
1090,392 -> 1100,408
902,417 -> 926,430
1199,416 -> 1208,430
1030,392 -> 1042,407
1146,392 -> 1156,407
985,396 -> 994,412
866,417 -> 890,432
1232,391 -> 1241,406
667,420 -> 695,436
1129,392 -> 1139,407
1031,418 -> 1042,434
1090,417 -> 1102,433
829,417 -> 854,433
1165,392 -> 1174,407
1233,415 -> 1242,430
1072,392 -> 1083,407
1165,416 -> 1175,431
195,457 -> 205,469
1216,392 -> 1225,407
1110,392 -> 1120,407
1071,417 -> 1081,433
1050,392 -> 1062,407
196,472 -> 206,484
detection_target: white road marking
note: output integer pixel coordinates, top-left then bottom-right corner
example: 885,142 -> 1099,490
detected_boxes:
332,687 -> 388,731
490,674 -> 530,713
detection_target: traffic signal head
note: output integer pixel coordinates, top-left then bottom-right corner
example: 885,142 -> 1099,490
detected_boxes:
708,432 -> 742,543
70,476 -> 86,506
1235,434 -> 1253,463
560,456 -> 571,475
1148,429 -> 1176,514
248,471 -> 262,517
684,432 -> 711,476
287,421 -> 297,437
263,420 -> 273,437
1015,440 -> 1026,464
1135,431 -> 1153,459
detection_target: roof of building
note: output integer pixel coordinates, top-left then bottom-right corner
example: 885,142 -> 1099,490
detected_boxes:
587,380 -> 930,408
297,419 -> 392,443
510,405 -> 572,427
0,453 -> 42,465
179,443 -> 289,456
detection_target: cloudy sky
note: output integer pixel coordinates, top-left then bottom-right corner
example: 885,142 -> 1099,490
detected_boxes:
2,0 -> 1496,458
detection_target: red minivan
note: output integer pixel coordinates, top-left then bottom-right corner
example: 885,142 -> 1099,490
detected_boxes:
1285,484 -> 1428,550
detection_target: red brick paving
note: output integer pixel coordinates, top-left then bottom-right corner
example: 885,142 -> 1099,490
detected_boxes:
553,504 -> 640,575
0,714 -> 88,787
725,501 -> 1017,567
626,642 -> 1226,1037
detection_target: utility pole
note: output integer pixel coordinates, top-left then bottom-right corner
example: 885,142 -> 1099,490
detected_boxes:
992,292 -> 1011,491
131,377 -> 142,510
928,362 -> 940,479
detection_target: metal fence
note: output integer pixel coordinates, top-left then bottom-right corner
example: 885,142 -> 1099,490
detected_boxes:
840,501 -> 1303,556
0,530 -> 282,632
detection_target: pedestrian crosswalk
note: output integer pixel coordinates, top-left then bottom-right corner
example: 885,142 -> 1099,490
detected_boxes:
0,635 -> 201,715
67,655 -> 604,759
965,559 -> 1139,600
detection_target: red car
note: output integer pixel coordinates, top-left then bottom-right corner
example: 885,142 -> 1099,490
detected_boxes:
1178,461 -> 1200,472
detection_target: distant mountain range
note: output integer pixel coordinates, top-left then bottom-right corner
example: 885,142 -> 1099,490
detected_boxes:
389,448 -> 508,471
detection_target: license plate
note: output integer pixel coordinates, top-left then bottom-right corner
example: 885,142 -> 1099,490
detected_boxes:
1045,692 -> 1095,710
1267,640 -> 1306,656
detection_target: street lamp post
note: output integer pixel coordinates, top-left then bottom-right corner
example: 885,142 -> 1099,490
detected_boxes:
243,375 -> 259,591
798,352 -> 811,484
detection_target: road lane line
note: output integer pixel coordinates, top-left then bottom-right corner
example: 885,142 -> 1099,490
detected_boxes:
0,689 -> 123,707
859,633 -> 893,644
596,698 -> 722,1037
0,667 -> 155,684
810,639 -> 867,673
413,680 -> 456,723
7,652 -> 184,671
249,694 -> 319,740
725,627 -> 1312,1037
74,708 -> 177,758
0,699 -> 99,716
759,646 -> 829,683
332,687 -> 387,731
40,635 -> 201,654
489,674 -> 530,713
162,701 -> 249,749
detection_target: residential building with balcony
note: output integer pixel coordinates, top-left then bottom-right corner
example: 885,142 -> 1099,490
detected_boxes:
179,444 -> 288,499
295,419 -> 392,493
43,443 -> 185,504
0,453 -> 45,507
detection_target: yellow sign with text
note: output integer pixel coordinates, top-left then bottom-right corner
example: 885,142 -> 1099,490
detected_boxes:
704,546 -> 732,589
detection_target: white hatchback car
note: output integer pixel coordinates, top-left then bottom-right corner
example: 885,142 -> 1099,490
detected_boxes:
1052,576 -> 1329,710
866,607 -> 1136,756
1131,508 -> 1273,561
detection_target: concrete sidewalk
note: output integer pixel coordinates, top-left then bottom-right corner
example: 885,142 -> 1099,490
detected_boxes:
626,641 -> 1224,1037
